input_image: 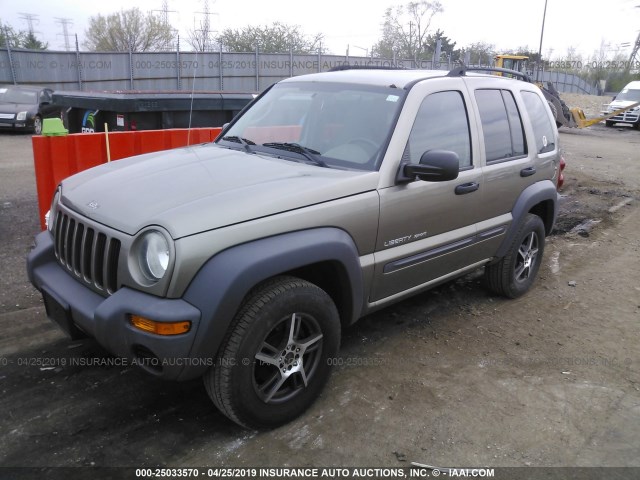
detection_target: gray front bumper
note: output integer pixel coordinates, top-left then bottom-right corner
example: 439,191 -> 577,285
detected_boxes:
27,231 -> 203,380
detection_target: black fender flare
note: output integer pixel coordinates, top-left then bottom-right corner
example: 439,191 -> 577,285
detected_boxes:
496,180 -> 559,258
180,228 -> 364,380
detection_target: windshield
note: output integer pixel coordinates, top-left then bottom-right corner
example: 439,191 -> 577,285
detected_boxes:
616,88 -> 640,103
0,87 -> 38,104
217,81 -> 405,171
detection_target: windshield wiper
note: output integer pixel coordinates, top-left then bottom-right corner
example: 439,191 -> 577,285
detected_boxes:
221,135 -> 255,153
262,142 -> 328,168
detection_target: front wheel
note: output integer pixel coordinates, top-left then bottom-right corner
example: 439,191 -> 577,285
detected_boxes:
485,214 -> 546,298
33,115 -> 43,135
204,276 -> 340,429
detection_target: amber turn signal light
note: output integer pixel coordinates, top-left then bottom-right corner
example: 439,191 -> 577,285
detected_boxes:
130,315 -> 191,336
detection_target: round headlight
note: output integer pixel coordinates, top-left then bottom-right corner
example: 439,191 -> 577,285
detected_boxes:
47,189 -> 61,231
139,231 -> 170,281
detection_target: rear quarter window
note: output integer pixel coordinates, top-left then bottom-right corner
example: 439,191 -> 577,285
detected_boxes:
520,91 -> 556,154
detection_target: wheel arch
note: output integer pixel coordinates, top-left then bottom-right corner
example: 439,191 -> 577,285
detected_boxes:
495,180 -> 558,259
179,228 -> 364,380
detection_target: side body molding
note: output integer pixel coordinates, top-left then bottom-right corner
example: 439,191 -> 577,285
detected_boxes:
180,228 -> 364,380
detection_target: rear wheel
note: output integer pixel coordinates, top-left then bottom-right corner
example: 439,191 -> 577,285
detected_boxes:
485,214 -> 546,298
204,276 -> 340,429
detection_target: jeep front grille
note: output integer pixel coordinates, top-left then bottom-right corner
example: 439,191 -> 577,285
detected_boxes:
53,212 -> 121,295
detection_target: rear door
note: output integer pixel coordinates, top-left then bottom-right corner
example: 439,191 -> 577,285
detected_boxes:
465,80 -> 558,261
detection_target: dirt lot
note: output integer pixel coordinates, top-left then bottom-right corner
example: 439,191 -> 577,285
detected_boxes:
1,113 -> 639,474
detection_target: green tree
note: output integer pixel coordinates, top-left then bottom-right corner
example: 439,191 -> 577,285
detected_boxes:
84,8 -> 175,52
512,46 -> 542,64
459,42 -> 496,66
214,22 -> 324,53
425,29 -> 459,62
0,21 -> 26,48
371,1 -> 443,60
22,31 -> 48,50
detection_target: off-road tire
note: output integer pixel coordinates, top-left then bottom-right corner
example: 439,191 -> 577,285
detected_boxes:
485,214 -> 546,299
204,276 -> 340,429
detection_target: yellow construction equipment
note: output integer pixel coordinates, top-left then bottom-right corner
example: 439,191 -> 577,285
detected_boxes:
570,102 -> 640,128
493,55 -> 640,129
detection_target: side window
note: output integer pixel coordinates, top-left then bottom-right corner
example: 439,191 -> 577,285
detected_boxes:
406,90 -> 472,169
475,89 -> 526,163
40,90 -> 52,104
520,91 -> 556,154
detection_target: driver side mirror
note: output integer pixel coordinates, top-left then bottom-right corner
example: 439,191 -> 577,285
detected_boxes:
403,150 -> 460,182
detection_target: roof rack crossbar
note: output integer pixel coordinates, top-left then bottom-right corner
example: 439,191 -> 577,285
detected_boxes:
447,66 -> 532,83
328,65 -> 407,72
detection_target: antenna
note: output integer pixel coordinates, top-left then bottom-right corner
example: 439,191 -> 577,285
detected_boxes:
187,53 -> 198,146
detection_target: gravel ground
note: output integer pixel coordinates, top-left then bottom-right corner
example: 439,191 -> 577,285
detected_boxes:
561,93 -> 613,117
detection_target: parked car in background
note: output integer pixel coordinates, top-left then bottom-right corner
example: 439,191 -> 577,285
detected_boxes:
603,80 -> 640,129
0,85 -> 61,134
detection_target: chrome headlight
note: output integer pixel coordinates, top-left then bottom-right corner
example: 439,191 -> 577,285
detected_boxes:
16,111 -> 28,121
138,230 -> 171,281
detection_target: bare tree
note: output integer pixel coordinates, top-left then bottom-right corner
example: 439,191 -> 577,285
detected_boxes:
84,8 -> 175,52
187,18 -> 213,52
215,22 -> 324,53
371,1 -> 443,60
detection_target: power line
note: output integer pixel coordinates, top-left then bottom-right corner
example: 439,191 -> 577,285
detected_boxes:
152,0 -> 177,27
54,17 -> 73,51
18,12 -> 40,36
194,0 -> 219,51
152,0 -> 178,50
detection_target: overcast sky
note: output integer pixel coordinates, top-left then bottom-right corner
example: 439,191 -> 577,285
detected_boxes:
2,0 -> 639,59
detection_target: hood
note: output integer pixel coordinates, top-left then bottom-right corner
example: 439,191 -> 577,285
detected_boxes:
60,143 -> 379,238
608,99 -> 640,111
0,103 -> 36,115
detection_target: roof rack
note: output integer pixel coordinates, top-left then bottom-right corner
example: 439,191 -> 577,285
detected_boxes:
328,65 -> 407,72
447,66 -> 532,83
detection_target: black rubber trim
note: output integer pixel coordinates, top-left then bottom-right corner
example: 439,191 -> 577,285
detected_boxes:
477,225 -> 507,240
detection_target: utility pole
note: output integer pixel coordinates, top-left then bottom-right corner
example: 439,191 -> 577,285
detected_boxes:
18,12 -> 40,35
194,0 -> 218,51
536,0 -> 548,82
152,0 -> 177,50
55,17 -> 73,51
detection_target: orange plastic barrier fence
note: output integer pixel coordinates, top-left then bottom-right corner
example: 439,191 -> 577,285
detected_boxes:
32,127 -> 222,230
